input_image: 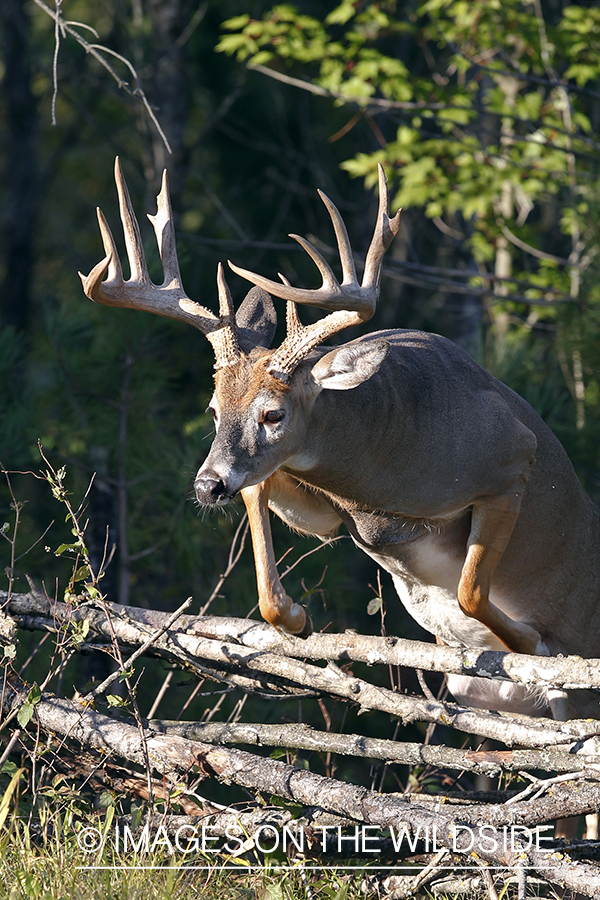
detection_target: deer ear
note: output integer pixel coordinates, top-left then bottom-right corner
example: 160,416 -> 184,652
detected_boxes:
235,287 -> 277,352
311,339 -> 389,391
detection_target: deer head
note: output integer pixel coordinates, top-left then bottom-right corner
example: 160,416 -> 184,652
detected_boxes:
80,158 -> 401,509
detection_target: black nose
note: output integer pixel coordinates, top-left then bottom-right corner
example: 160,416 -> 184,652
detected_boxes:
194,471 -> 229,505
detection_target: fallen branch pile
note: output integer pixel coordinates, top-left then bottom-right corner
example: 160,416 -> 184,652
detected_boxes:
3,588 -> 600,897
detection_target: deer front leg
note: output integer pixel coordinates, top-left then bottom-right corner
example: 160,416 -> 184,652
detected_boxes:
457,482 -> 545,655
241,477 -> 312,637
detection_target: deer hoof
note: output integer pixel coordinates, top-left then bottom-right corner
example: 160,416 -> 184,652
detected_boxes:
295,613 -> 313,639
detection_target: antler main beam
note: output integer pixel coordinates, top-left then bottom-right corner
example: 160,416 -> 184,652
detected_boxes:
229,164 -> 401,381
228,164 -> 400,318
79,158 -> 240,369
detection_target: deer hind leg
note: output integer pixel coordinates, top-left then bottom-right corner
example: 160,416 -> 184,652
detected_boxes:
457,482 -> 545,656
241,473 -> 340,636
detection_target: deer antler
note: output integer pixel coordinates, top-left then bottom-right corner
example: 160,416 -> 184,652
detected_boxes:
79,157 -> 240,369
228,164 -> 400,381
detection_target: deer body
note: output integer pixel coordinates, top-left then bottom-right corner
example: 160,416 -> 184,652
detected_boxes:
321,333 -> 600,657
81,159 -> 600,719
199,327 -> 600,716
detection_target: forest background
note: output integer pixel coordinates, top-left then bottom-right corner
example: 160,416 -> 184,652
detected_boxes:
2,0 -> 600,748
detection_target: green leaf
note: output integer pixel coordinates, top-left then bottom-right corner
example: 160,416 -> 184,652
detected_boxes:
70,619 -> 90,646
106,694 -> 126,707
0,767 -> 24,831
564,63 -> 600,87
28,684 -> 41,705
221,14 -> 250,31
55,542 -> 82,556
437,106 -> 472,124
17,703 -> 34,728
249,50 -> 275,67
98,790 -> 115,809
131,803 -> 143,829
325,2 -> 356,26
216,33 -> 256,58
367,597 -> 382,615
102,803 -> 116,842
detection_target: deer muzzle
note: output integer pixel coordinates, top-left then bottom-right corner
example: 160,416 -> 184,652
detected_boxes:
194,469 -> 234,506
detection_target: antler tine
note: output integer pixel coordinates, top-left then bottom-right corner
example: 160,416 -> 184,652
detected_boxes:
79,207 -> 122,303
147,168 -> 181,287
80,158 -> 233,338
230,166 -> 399,382
228,185 -> 374,316
286,233 -> 340,293
97,207 -> 123,284
229,165 -> 399,326
316,190 -> 358,287
114,156 -> 150,284
227,255 -> 350,311
267,308 -> 363,382
228,224 -> 369,316
363,163 -> 402,290
209,263 -> 240,368
264,275 -> 362,382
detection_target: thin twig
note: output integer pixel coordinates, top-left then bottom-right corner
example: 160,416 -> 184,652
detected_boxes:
31,0 -> 172,152
0,729 -> 21,768
406,849 -> 449,896
198,516 -> 249,616
83,596 -> 192,702
51,0 -> 62,125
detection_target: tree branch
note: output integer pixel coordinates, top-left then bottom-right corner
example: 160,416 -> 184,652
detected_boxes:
30,0 -> 172,152
149,718 -> 600,777
4,680 -> 600,896
7,593 -> 600,750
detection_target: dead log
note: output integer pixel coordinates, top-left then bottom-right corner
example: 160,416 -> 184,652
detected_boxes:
3,678 -> 600,896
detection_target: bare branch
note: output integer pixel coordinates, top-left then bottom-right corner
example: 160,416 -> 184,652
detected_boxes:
249,64 -> 600,155
51,0 -> 62,126
82,595 -> 192,702
4,680 -> 600,896
149,718 -> 600,777
7,593 -> 600,750
500,225 -> 570,266
30,0 -> 172,152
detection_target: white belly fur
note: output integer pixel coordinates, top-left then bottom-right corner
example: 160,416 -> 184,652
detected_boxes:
363,529 -> 507,651
391,575 -> 507,651
361,532 -> 553,715
447,673 -> 550,715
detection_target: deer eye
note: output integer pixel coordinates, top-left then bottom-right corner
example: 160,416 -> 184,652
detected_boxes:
262,409 -> 285,425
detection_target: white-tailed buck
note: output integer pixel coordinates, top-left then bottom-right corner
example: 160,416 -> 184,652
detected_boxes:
81,158 -> 600,720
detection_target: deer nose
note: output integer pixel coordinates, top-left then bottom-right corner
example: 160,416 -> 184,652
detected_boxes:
194,471 -> 230,505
